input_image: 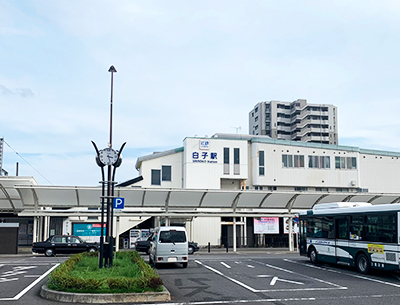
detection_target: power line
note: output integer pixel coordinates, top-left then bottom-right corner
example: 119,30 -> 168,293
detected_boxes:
3,140 -> 53,185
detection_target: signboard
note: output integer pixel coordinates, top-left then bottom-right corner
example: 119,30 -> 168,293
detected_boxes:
283,216 -> 299,234
199,139 -> 210,150
73,223 -> 106,243
113,197 -> 125,209
254,217 -> 279,234
192,151 -> 218,163
130,229 -> 141,248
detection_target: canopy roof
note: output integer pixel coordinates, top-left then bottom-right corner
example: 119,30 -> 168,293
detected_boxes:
2,177 -> 399,217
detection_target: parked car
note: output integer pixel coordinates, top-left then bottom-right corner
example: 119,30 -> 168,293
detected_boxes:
149,226 -> 189,268
32,235 -> 99,257
135,234 -> 199,255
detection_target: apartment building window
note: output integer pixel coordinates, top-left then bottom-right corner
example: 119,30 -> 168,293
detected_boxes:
308,156 -> 330,169
234,148 -> 240,175
268,186 -> 277,191
282,154 -> 304,168
162,165 -> 171,181
151,169 -> 161,185
335,156 -> 357,169
259,150 -> 265,176
224,147 -> 229,175
295,187 -> 308,191
316,187 -> 329,192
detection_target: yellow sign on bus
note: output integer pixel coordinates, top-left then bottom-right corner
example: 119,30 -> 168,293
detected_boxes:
368,244 -> 384,254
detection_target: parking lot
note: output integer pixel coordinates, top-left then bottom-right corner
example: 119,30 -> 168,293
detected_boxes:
1,251 -> 400,304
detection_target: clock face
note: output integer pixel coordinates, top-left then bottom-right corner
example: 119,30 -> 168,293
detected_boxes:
99,148 -> 118,165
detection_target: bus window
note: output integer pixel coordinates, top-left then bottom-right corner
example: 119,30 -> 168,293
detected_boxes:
337,218 -> 348,239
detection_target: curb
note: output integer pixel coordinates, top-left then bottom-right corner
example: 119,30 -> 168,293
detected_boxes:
40,283 -> 171,303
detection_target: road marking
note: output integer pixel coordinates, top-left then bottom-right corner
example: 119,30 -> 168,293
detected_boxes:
195,260 -> 257,292
0,263 -> 59,301
220,262 -> 231,269
247,265 -> 255,268
0,278 -> 18,283
128,293 -> 400,304
270,277 -> 303,285
257,275 -> 272,278
284,259 -> 400,289
195,260 -> 346,293
254,260 -> 345,289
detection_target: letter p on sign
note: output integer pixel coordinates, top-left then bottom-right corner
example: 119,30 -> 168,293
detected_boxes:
113,197 -> 125,209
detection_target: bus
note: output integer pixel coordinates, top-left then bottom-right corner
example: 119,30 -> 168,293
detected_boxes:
299,202 -> 400,274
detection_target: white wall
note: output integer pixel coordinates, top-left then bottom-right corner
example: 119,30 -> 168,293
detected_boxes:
252,142 -> 360,189
183,138 -> 248,189
191,217 -> 221,246
135,152 -> 183,188
359,154 -> 400,193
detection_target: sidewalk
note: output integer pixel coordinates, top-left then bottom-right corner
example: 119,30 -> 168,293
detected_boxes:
196,246 -> 296,255
1,246 -> 297,257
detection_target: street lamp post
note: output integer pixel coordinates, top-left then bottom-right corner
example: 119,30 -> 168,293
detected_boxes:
92,65 -> 126,268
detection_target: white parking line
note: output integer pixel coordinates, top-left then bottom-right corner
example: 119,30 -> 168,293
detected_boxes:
0,263 -> 59,301
220,262 -> 231,269
195,260 -> 346,293
284,259 -> 400,289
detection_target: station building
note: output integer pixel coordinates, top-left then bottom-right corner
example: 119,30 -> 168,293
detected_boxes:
1,133 -> 400,252
130,133 -> 400,247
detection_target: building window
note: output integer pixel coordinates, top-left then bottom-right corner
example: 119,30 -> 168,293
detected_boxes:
308,156 -> 330,169
224,147 -> 229,175
295,187 -> 308,191
282,154 -> 304,168
162,165 -> 171,181
151,169 -> 161,185
268,186 -> 277,191
335,156 -> 357,169
234,148 -> 240,175
259,150 -> 265,176
316,187 -> 329,192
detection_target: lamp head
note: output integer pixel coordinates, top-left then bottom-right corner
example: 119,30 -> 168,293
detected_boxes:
108,66 -> 117,73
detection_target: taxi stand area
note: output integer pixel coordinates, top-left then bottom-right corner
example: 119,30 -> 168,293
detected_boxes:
1,177 -> 400,252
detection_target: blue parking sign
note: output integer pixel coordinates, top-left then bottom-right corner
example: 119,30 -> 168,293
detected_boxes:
113,197 -> 125,209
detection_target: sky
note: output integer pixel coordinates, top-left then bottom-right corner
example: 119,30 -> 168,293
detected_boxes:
1,0 -> 399,186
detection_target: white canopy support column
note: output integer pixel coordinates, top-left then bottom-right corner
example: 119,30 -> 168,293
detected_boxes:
288,215 -> 294,252
233,216 -> 237,252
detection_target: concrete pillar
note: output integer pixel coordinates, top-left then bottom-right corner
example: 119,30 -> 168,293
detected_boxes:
243,217 -> 247,246
288,216 -> 294,252
33,216 -> 38,243
115,216 -> 120,252
233,217 -> 237,252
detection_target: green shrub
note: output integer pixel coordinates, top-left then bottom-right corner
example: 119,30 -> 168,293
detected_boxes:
48,251 -> 163,293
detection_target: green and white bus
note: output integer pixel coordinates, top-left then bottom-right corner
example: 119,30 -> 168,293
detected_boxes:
299,202 -> 400,274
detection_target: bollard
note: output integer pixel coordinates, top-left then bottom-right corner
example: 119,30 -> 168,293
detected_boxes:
208,242 -> 210,253
226,243 -> 228,253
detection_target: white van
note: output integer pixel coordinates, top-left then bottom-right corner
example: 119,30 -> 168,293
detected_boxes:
149,226 -> 188,268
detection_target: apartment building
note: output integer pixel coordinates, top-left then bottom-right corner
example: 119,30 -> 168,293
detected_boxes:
249,99 -> 338,145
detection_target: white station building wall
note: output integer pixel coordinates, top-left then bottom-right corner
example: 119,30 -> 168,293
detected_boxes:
134,134 -> 400,246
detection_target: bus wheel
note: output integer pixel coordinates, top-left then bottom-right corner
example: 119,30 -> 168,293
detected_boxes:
356,253 -> 370,274
309,247 -> 318,264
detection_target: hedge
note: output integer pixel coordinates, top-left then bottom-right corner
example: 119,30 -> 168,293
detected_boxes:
48,251 -> 163,293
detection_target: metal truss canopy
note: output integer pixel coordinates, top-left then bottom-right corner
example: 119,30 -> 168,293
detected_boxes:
1,177 -> 399,216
